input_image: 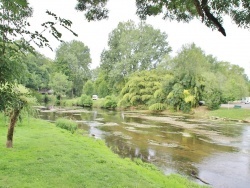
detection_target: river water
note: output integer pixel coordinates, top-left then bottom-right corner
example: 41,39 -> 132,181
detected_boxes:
39,108 -> 250,188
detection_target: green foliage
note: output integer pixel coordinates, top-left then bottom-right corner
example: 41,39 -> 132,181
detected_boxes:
29,90 -> 44,104
21,52 -> 52,90
61,98 -> 80,107
76,0 -> 250,36
82,80 -> 94,96
0,0 -> 76,110
55,118 -> 78,133
97,80 -> 109,98
79,94 -> 93,107
204,89 -> 222,110
100,20 -> 171,93
101,95 -> 117,109
119,70 -> 169,107
44,95 -> 56,106
49,72 -> 72,99
55,40 -> 92,96
148,103 -> 166,112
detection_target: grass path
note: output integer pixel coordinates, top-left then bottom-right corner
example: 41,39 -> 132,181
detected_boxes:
0,115 -> 205,188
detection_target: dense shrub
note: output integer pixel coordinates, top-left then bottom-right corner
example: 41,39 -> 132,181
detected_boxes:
30,90 -> 44,104
149,103 -> 166,112
79,94 -> 93,107
205,89 -> 222,110
102,95 -> 117,109
55,118 -> 78,133
41,94 -> 57,106
61,98 -> 80,107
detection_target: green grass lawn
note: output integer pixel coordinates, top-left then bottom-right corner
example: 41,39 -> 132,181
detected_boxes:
208,108 -> 250,121
0,114 -> 204,188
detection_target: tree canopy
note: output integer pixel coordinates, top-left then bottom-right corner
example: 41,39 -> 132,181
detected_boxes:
100,20 -> 171,93
76,0 -> 250,36
55,40 -> 92,96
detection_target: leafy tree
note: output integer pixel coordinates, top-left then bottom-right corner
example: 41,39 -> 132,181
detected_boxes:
49,72 -> 72,104
101,21 -> 171,93
55,40 -> 92,97
97,80 -> 109,98
208,60 -> 248,102
76,0 -> 250,36
3,85 -> 36,148
165,44 -> 207,109
0,0 -> 77,148
119,70 -> 171,107
83,80 -> 94,96
21,52 -> 52,90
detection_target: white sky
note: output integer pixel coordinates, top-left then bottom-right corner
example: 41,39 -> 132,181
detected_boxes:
28,0 -> 250,77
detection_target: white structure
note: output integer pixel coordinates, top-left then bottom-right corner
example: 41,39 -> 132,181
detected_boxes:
241,97 -> 250,104
92,95 -> 98,100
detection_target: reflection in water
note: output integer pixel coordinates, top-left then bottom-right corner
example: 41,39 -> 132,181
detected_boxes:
39,108 -> 250,188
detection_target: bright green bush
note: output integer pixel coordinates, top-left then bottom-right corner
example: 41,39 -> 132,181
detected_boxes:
55,118 -> 78,133
204,89 -> 222,110
102,95 -> 117,109
79,94 -> 93,107
61,98 -> 80,107
149,103 -> 166,112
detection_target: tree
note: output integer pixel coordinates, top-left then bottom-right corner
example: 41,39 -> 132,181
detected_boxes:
5,85 -> 36,148
211,62 -> 249,102
119,70 -> 171,107
82,80 -> 94,96
49,72 -> 72,103
76,0 -> 250,36
21,52 -> 52,90
165,44 -> 208,109
55,40 -> 92,97
97,80 -> 109,98
0,0 -> 77,148
101,20 -> 171,93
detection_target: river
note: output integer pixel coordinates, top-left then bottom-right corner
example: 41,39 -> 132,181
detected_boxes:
39,107 -> 250,188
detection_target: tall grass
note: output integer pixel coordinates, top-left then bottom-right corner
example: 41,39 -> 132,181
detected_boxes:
55,118 -> 78,133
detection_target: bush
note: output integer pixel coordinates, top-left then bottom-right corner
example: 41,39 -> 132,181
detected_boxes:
30,90 -> 44,104
61,98 -> 80,107
205,89 -> 222,110
149,103 -> 166,112
79,94 -> 93,107
55,118 -> 78,133
101,95 -> 117,109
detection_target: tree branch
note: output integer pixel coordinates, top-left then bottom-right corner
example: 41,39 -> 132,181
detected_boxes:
201,0 -> 226,36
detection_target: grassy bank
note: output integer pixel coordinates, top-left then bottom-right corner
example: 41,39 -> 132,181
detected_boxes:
207,108 -> 250,121
0,114 -> 204,188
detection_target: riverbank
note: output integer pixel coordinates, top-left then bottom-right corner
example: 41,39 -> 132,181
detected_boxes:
59,98 -> 250,122
0,114 -> 205,188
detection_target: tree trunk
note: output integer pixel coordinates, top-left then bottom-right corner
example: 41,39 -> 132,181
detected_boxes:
6,108 -> 21,148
